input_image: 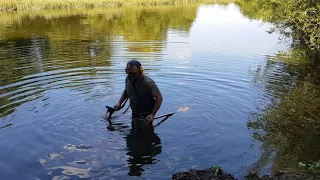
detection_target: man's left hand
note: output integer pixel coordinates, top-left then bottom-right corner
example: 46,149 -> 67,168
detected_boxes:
146,114 -> 155,122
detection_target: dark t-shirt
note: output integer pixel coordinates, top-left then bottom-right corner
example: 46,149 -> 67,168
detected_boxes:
125,75 -> 160,115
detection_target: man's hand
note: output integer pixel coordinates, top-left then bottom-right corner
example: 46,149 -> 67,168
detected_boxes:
146,114 -> 155,122
114,103 -> 122,110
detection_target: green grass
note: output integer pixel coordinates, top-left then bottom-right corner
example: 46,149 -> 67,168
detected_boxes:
0,0 -> 238,11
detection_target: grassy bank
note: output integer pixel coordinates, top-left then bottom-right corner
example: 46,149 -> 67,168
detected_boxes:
0,0 -> 237,11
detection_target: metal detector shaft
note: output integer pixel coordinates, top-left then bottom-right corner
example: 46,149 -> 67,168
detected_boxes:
154,112 -> 175,119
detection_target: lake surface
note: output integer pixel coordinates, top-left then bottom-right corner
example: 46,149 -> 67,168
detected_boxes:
0,3 -> 294,179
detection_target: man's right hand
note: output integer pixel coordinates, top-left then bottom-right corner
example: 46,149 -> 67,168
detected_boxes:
114,103 -> 122,110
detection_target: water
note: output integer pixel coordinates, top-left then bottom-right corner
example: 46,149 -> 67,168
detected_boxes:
0,3 -> 293,179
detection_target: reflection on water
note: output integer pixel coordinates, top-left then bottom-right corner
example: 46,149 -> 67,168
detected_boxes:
125,128 -> 162,176
49,166 -> 91,179
247,64 -> 320,175
0,5 -> 198,118
37,118 -> 162,178
0,3 -> 305,179
107,114 -> 163,176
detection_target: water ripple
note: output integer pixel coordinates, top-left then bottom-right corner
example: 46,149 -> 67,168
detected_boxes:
0,3 -> 293,180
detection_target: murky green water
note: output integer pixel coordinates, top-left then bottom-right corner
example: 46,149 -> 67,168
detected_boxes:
0,3 -> 308,179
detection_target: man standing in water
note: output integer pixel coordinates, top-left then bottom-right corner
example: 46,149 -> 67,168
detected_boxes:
114,60 -> 163,132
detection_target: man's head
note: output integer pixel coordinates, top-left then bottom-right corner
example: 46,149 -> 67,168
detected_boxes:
126,60 -> 143,81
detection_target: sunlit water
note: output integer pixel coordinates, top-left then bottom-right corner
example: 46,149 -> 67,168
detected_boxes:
0,3 -> 293,179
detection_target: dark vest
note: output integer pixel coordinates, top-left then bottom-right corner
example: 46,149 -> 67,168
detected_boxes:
126,75 -> 156,115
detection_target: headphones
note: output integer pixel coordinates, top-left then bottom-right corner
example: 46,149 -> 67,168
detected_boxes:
125,60 -> 144,75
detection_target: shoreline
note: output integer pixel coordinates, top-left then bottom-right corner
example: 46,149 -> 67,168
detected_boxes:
0,0 -> 238,12
172,167 -> 320,180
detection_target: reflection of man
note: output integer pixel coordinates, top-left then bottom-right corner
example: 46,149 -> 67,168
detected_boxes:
114,60 -> 163,132
125,128 -> 162,176
106,119 -> 162,177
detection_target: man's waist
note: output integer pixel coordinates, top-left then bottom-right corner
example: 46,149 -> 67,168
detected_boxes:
132,112 -> 150,118
130,104 -> 153,114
